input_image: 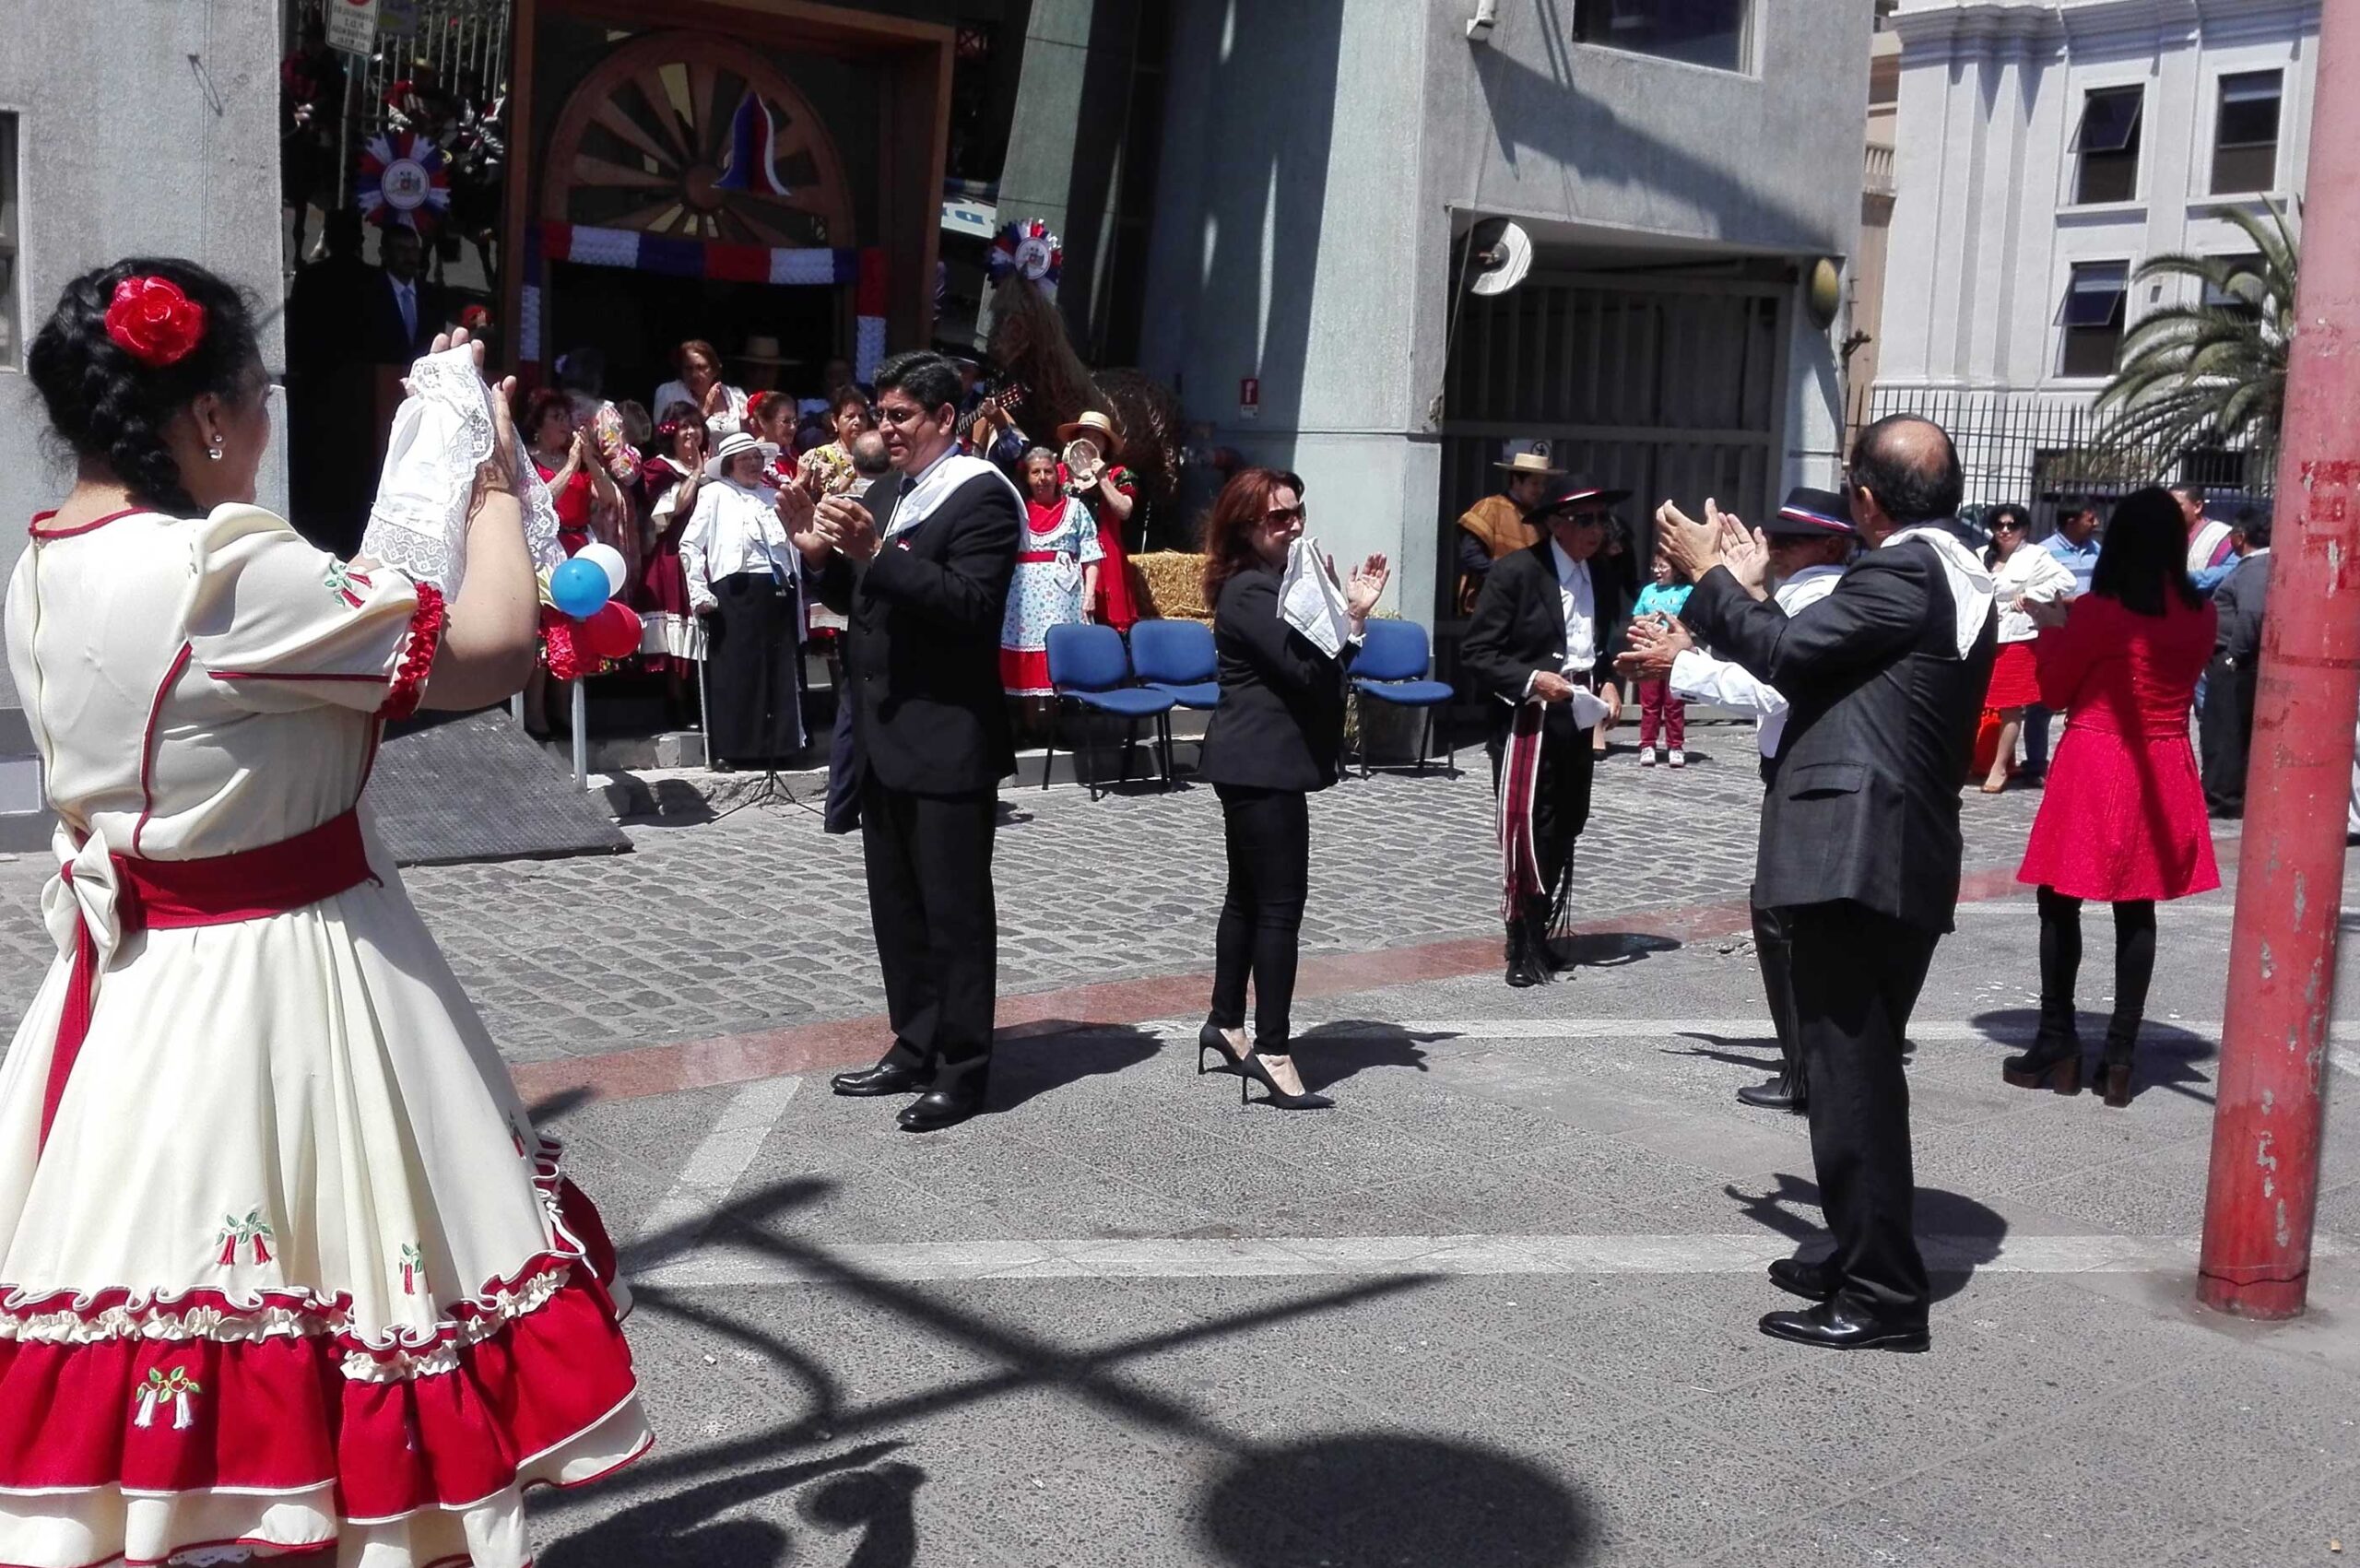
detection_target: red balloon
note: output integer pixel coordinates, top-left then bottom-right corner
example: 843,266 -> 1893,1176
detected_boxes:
580,601 -> 643,660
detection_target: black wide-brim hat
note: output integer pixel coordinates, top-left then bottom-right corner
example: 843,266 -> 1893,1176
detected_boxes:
1762,486 -> 1859,538
1527,478 -> 1632,521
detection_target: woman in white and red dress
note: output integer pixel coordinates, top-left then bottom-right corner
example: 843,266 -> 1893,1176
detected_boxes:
1,259 -> 648,1567
999,446 -> 1103,716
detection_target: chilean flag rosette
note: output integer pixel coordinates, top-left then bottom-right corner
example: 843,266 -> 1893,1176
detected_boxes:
988,218 -> 1063,296
359,130 -> 453,234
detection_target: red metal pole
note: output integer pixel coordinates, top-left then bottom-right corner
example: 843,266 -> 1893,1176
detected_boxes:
2197,0 -> 2360,1320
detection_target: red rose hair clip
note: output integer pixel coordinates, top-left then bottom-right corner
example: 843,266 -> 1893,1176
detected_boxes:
103,276 -> 208,368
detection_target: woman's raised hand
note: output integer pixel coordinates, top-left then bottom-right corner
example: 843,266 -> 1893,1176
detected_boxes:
1345,552 -> 1390,618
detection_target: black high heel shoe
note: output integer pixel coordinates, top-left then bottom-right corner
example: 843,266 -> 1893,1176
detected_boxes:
1235,1045 -> 1333,1110
2002,1034 -> 2083,1093
1198,1021 -> 1246,1078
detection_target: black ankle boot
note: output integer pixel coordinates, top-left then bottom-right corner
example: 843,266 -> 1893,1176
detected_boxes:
1504,921 -> 1543,988
2003,1008 -> 2082,1093
2096,1023 -> 2137,1107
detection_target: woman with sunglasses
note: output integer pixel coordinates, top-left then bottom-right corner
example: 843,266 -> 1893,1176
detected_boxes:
1977,503 -> 2077,792
2010,488 -> 2219,1105
1195,469 -> 1387,1109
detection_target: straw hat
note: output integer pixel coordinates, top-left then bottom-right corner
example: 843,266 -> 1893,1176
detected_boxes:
738,335 -> 794,367
1055,409 -> 1125,458
705,430 -> 780,479
1493,440 -> 1564,477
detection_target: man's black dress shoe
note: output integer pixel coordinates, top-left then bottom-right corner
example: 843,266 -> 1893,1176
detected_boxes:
1767,1256 -> 1836,1302
832,1061 -> 929,1097
1758,1302 -> 1929,1352
1736,1075 -> 1805,1113
897,1089 -> 985,1133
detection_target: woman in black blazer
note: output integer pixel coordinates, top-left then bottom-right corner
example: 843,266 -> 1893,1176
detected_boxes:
1195,468 -> 1388,1108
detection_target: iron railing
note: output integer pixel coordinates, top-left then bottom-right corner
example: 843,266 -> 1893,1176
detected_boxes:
1847,383 -> 2273,528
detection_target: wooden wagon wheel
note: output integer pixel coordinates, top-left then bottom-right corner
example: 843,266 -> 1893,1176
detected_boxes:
540,30 -> 854,248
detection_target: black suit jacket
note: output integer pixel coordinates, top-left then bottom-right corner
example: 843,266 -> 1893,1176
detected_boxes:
1459,541 -> 1631,738
1682,527 -> 1996,934
365,271 -> 442,365
1198,566 -> 1356,792
815,469 -> 1021,796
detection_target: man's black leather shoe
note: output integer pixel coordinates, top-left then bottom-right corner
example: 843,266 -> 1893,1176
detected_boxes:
1758,1302 -> 1929,1352
1737,1075 -> 1805,1113
897,1089 -> 985,1132
832,1060 -> 929,1097
1767,1256 -> 1836,1302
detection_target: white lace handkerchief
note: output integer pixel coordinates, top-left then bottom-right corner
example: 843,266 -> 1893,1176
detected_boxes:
358,348 -> 566,592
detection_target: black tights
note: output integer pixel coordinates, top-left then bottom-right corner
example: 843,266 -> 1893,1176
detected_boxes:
2036,885 -> 2156,1053
1210,785 -> 1311,1046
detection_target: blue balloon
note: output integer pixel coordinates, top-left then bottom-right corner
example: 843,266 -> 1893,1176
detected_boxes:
550,557 -> 610,619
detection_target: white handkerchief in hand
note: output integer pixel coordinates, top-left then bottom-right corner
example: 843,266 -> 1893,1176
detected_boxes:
1279,536 -> 1352,658
1565,688 -> 1612,729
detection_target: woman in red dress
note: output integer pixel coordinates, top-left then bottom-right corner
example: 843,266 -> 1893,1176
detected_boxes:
524,387 -> 598,555
1978,502 -> 2077,791
635,402 -> 708,722
2010,487 -> 2220,1105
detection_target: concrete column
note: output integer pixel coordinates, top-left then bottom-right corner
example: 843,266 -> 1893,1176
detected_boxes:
988,0 -> 1143,354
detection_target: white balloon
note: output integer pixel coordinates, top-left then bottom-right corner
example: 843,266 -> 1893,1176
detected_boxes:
576,542 -> 628,598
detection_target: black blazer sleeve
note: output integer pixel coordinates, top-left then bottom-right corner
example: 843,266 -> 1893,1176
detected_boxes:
1218,572 -> 1355,695
1684,553 -> 1924,696
1460,555 -> 1540,702
857,474 -> 1020,636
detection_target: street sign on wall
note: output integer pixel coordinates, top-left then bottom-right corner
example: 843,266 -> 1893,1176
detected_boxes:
326,0 -> 376,55
377,0 -> 419,37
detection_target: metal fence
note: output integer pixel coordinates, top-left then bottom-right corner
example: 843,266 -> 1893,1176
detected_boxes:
283,0 -> 514,207
1847,383 -> 2273,528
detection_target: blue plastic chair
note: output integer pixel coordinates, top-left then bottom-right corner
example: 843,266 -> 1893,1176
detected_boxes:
1350,619 -> 1457,777
1044,623 -> 1177,798
1128,619 -> 1219,779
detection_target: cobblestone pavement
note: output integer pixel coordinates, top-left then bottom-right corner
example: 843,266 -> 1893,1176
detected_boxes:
0,725 -> 2352,1565
0,724 -> 2047,1061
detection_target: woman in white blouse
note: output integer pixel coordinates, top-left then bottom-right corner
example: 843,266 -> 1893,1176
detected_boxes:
1981,503 -> 2079,793
651,337 -> 749,443
678,431 -> 806,769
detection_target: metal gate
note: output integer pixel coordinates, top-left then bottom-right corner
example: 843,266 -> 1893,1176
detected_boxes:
1437,272 -> 1788,621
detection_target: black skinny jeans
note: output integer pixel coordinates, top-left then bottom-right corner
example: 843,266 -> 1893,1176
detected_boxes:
1210,784 -> 1312,1046
2036,884 -> 2156,1053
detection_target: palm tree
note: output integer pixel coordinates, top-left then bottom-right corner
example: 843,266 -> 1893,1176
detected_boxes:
2094,200 -> 2297,476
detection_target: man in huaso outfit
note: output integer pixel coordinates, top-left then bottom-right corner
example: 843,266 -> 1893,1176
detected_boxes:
1661,418 -> 1995,1353
1455,442 -> 1562,613
786,350 -> 1023,1133
1620,487 -> 1858,1114
1461,478 -> 1632,988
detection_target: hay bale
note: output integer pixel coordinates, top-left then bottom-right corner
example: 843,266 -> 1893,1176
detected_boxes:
1130,551 -> 1211,624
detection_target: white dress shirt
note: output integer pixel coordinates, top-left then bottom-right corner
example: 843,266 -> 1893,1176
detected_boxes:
678,478 -> 801,631
1552,540 -> 1598,676
1669,562 -> 1845,759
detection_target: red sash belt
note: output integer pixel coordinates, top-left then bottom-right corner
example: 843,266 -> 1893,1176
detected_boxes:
42,810 -> 375,1149
1017,549 -> 1064,564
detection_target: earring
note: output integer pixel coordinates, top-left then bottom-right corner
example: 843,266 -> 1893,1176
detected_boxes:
206,437 -> 224,462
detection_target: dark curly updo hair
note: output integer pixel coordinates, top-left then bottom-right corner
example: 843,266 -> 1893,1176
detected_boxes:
27,258 -> 265,517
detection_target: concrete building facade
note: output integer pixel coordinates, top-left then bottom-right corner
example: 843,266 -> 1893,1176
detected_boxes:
1136,0 -> 1874,627
1875,0 -> 2317,497
0,0 -> 287,843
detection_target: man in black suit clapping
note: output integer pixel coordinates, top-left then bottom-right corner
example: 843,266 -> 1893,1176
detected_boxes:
1460,481 -> 1633,988
783,351 -> 1023,1132
1661,417 -> 1995,1352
